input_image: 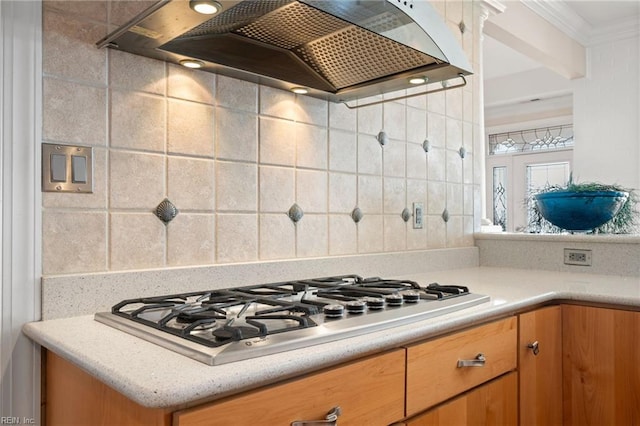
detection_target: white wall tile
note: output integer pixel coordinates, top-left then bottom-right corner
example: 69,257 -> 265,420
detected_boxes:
383,177 -> 406,214
358,175 -> 383,214
260,86 -> 297,121
427,147 -> 446,182
329,129 -> 357,172
167,99 -> 215,157
383,102 -> 406,140
216,214 -> 258,262
42,211 -> 107,274
167,156 -> 215,211
296,123 -> 327,170
167,214 -> 215,266
383,214 -> 406,251
329,173 -> 356,213
358,135 -> 383,175
406,107 -> 427,144
259,214 -> 295,260
406,142 -> 428,180
216,108 -> 258,162
259,117 -> 296,167
329,102 -> 356,131
426,215 -> 447,249
109,151 -> 164,209
109,50 -> 165,95
110,213 -> 165,270
329,215 -> 357,255
296,215 -> 328,257
296,95 -> 328,127
43,78 -> 107,146
358,214 -> 383,253
259,166 -> 295,213
110,90 -> 165,152
216,162 -> 257,212
296,170 -> 327,213
217,75 -> 258,113
383,139 -> 406,177
357,103 -> 383,136
168,63 -> 215,105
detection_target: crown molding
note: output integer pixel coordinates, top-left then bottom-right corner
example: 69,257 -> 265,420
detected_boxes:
522,0 -> 640,46
522,0 -> 592,45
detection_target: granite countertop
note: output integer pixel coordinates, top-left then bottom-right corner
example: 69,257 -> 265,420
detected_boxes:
23,267 -> 640,410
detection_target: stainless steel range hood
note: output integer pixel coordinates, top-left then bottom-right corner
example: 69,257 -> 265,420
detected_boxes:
98,0 -> 473,105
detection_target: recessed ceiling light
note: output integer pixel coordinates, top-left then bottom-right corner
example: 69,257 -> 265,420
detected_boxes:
291,87 -> 309,94
179,59 -> 204,69
189,0 -> 222,15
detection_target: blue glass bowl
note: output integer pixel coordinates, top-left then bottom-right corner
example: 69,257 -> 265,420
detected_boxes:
534,190 -> 628,231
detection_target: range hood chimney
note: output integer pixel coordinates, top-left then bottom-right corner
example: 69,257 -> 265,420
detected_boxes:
98,0 -> 473,106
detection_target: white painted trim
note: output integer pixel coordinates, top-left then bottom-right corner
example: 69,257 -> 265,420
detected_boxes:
0,0 -> 42,422
523,0 -> 592,45
523,0 -> 640,47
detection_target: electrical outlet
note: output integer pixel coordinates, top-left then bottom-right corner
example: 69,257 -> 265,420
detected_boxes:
413,202 -> 424,229
564,248 -> 592,266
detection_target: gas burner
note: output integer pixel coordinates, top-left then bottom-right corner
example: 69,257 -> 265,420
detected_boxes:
96,274 -> 489,365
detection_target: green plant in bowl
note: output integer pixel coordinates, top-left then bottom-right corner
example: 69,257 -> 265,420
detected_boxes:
528,178 -> 639,234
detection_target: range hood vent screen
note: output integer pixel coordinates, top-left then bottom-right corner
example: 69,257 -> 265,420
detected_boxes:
97,0 -> 472,105
165,1 -> 437,91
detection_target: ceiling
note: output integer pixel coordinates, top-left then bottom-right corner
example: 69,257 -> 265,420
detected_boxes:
482,0 -> 640,120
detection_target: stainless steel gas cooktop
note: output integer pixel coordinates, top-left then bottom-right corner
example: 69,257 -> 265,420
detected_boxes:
94,275 -> 489,365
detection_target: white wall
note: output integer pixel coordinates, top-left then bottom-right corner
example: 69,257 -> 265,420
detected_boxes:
572,35 -> 640,190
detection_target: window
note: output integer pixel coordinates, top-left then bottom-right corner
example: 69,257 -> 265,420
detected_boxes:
486,125 -> 573,232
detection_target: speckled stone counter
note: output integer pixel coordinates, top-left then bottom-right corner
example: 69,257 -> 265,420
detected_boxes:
23,267 -> 640,409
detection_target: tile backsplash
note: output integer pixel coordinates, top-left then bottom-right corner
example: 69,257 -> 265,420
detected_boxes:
42,0 -> 481,275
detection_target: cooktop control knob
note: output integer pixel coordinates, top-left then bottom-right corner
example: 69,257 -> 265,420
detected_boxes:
345,300 -> 367,314
384,293 -> 404,307
323,304 -> 345,318
365,297 -> 385,310
402,290 -> 421,303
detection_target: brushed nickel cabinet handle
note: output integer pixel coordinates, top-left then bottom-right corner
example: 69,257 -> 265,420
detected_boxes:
457,353 -> 486,367
527,341 -> 540,356
292,406 -> 341,426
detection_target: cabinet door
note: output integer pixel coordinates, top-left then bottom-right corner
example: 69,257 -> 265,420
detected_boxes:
404,372 -> 518,426
519,306 -> 562,426
173,349 -> 405,426
563,305 -> 640,425
406,317 -> 517,416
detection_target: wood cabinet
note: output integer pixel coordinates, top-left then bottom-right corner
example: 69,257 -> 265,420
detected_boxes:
45,352 -> 171,426
405,316 -> 517,416
562,305 -> 640,425
403,372 -> 518,426
518,306 -> 563,426
173,349 -> 405,426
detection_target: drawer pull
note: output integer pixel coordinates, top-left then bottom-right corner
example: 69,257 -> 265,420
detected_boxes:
457,353 -> 486,368
527,341 -> 540,356
292,406 -> 341,426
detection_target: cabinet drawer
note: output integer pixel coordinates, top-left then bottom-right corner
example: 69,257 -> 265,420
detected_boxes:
174,349 -> 405,426
406,316 -> 517,416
